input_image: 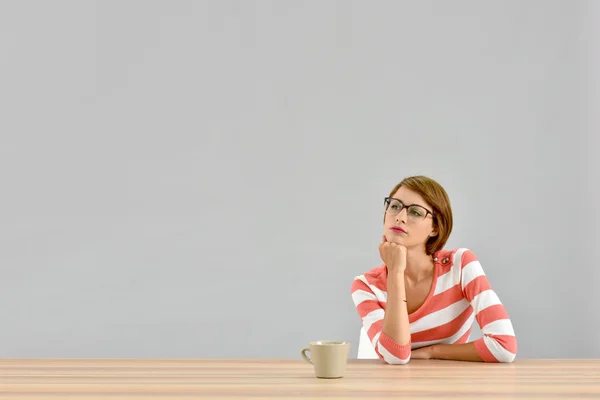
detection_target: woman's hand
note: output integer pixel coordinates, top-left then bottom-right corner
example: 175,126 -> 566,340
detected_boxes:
411,345 -> 435,360
378,235 -> 407,274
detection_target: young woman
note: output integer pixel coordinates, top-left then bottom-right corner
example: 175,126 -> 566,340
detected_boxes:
351,175 -> 517,364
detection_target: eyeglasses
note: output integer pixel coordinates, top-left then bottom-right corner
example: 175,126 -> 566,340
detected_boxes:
384,197 -> 435,223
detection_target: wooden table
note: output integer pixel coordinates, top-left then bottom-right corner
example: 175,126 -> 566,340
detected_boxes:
1,359 -> 599,399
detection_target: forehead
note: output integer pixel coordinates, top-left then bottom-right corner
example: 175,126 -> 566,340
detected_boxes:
391,186 -> 431,209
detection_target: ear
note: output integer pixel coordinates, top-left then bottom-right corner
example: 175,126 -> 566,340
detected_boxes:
429,226 -> 439,238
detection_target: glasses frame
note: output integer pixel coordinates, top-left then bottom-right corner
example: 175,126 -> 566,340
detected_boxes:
384,197 -> 435,221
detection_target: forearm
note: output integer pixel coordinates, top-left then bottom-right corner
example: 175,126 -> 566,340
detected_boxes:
431,342 -> 483,362
381,272 -> 410,346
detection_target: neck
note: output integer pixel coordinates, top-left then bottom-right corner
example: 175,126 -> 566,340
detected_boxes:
405,246 -> 435,282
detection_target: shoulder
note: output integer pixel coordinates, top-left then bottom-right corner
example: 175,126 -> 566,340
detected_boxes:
438,248 -> 488,290
351,264 -> 386,292
434,248 -> 484,282
436,248 -> 480,269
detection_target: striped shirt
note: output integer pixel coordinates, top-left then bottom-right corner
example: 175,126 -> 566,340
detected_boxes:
351,248 -> 517,364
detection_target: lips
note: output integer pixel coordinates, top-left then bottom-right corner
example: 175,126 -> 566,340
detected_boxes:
391,227 -> 406,234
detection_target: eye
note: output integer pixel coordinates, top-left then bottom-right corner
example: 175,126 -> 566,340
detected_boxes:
409,207 -> 423,216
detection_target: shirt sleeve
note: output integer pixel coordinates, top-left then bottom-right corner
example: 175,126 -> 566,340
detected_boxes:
460,249 -> 518,362
351,275 -> 411,364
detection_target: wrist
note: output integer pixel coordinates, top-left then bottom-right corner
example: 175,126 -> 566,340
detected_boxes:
388,267 -> 405,277
429,344 -> 440,359
387,272 -> 406,288
388,275 -> 407,298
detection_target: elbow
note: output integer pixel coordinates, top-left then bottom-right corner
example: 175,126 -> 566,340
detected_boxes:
496,350 -> 517,363
382,353 -> 411,365
488,345 -> 517,363
495,337 -> 518,363
498,352 -> 517,363
376,336 -> 412,364
481,333 -> 518,363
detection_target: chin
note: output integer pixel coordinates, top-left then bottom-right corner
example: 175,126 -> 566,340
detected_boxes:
387,234 -> 405,244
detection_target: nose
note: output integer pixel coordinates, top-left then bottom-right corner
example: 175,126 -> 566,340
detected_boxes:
396,207 -> 408,223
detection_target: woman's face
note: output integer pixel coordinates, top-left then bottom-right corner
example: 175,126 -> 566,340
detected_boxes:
384,186 -> 438,249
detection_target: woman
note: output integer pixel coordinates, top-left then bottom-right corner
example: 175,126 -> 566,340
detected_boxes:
351,175 -> 517,364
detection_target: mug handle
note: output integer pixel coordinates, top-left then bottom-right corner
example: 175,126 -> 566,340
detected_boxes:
301,348 -> 312,364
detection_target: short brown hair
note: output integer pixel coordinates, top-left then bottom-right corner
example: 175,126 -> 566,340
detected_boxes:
386,175 -> 453,255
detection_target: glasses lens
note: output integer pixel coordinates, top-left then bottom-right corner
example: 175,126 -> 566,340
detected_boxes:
407,205 -> 427,221
386,198 -> 403,214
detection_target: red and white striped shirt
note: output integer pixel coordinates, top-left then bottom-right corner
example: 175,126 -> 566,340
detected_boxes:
351,248 -> 517,364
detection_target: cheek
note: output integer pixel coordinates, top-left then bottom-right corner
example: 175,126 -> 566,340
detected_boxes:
383,213 -> 392,225
413,227 -> 432,239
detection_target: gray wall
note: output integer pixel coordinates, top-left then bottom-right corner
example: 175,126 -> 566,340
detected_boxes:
1,0 -> 598,359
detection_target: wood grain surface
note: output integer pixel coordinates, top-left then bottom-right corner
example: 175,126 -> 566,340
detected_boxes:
1,358 -> 599,399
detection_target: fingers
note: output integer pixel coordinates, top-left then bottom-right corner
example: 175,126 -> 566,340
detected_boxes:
379,235 -> 387,250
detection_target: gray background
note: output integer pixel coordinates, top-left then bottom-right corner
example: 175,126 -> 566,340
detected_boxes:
1,0 -> 598,359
